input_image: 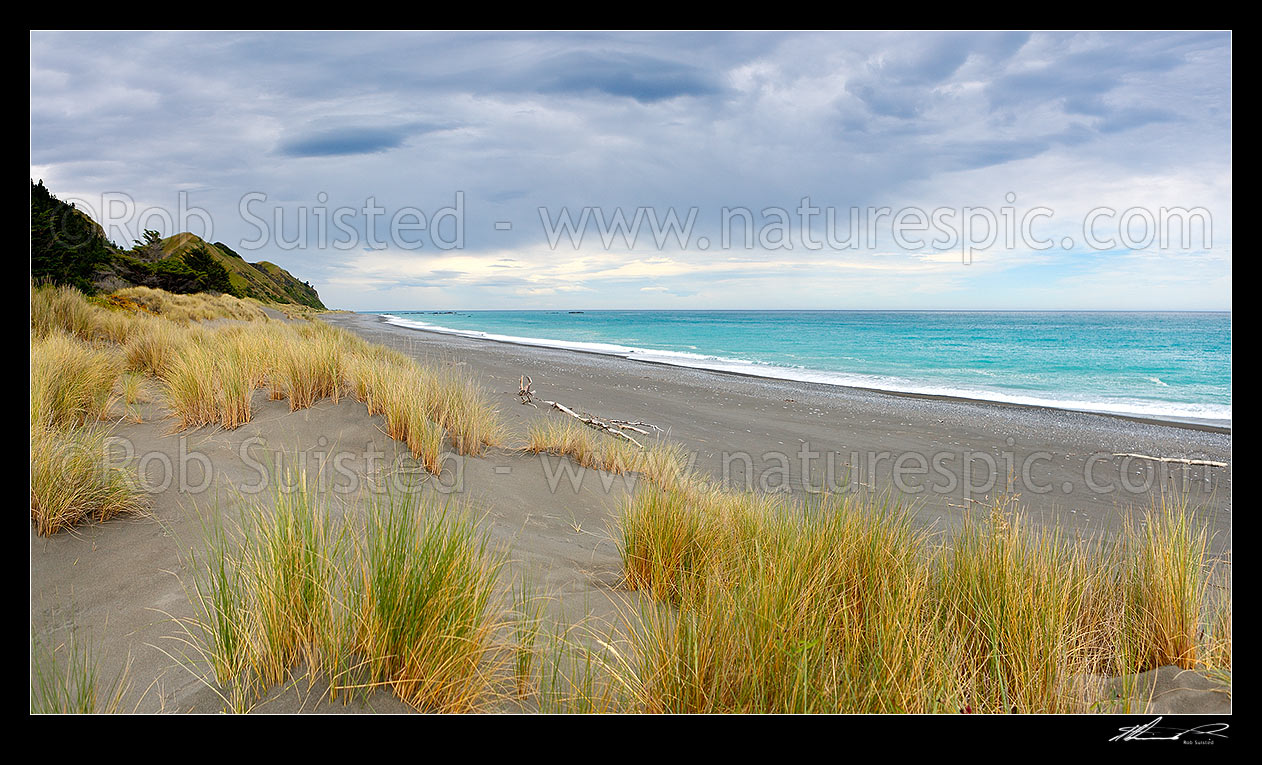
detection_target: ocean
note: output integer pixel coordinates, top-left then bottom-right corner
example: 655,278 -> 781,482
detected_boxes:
377,310 -> 1232,426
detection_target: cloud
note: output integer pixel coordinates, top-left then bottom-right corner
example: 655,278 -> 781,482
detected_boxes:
276,123 -> 452,157
527,51 -> 720,102
29,31 -> 1231,310
277,127 -> 411,157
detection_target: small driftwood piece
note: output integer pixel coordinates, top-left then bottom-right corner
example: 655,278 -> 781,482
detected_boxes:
518,375 -> 538,407
1112,453 -> 1228,468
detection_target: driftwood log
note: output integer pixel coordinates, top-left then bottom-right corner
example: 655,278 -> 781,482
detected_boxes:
518,373 -> 661,448
1111,453 -> 1228,468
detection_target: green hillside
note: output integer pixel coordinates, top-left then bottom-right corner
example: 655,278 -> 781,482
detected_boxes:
31,180 -> 326,310
159,233 -> 325,309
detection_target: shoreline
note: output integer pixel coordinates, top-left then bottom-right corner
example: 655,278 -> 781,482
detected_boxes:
324,310 -> 1231,562
368,312 -> 1232,435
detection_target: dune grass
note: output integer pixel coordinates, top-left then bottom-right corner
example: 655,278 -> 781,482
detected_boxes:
342,349 -> 405,414
32,284 -> 1230,712
30,331 -> 122,430
254,482 -> 344,691
161,325 -> 265,430
29,321 -> 143,534
620,487 -> 951,712
1203,572 -> 1232,678
532,618 -> 631,714
939,501 -> 1115,712
526,419 -> 629,471
31,424 -> 146,536
526,417 -> 691,484
422,365 -> 504,456
111,285 -> 268,322
31,285 -> 507,536
182,482 -> 353,711
36,282 -> 503,444
122,318 -> 195,376
269,323 -> 344,410
619,481 -> 727,603
632,439 -> 692,491
30,633 -> 130,714
146,303 -> 502,458
346,346 -> 503,460
116,372 -> 147,423
349,492 -> 503,711
252,298 -> 323,320
614,482 -> 1229,713
1117,504 -> 1210,672
162,341 -> 222,429
511,576 -> 546,698
518,411 -> 1224,712
181,479 -> 504,712
31,284 -> 101,340
405,413 -> 447,476
32,282 -> 267,340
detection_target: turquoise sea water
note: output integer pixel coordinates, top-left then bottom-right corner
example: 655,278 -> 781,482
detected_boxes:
378,310 -> 1232,425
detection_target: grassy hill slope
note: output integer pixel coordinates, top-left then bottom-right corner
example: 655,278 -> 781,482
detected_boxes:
160,233 -> 325,309
31,180 -> 326,310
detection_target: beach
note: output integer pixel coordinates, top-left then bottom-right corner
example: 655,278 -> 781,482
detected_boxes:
31,29 -> 1233,721
329,312 -> 1232,557
378,310 -> 1233,427
30,308 -> 1232,713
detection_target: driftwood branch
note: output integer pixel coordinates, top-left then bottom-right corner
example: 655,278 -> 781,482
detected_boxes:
542,400 -> 647,448
604,419 -> 663,435
521,372 -> 662,447
518,375 -> 538,407
1112,453 -> 1228,468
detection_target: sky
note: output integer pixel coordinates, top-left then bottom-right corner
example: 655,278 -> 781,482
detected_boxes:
30,31 -> 1231,311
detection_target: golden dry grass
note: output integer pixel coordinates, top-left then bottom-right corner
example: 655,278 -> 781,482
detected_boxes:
31,284 -> 100,340
31,331 -> 122,430
36,285 -> 503,458
615,483 -> 1231,713
116,372 -> 148,423
181,480 -> 503,712
122,318 -> 195,376
111,286 -> 268,322
525,418 -> 689,481
30,423 -> 145,535
31,284 -> 506,537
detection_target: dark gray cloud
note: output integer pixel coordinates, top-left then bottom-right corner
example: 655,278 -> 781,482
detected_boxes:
528,51 -> 720,102
30,31 -> 1231,310
278,127 -> 412,157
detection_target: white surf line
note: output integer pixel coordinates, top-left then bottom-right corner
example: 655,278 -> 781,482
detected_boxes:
378,314 -> 1232,425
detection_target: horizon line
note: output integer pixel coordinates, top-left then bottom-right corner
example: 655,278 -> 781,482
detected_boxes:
354,307 -> 1233,314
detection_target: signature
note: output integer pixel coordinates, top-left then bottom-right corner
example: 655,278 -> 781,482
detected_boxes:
1111,717 -> 1230,742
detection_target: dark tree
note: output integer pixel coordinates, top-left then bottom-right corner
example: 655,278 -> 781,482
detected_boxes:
131,229 -> 165,261
182,245 -> 237,295
31,180 -> 115,292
